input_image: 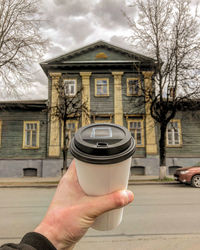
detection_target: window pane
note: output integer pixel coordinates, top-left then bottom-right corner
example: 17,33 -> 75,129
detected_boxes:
25,131 -> 31,146
70,85 -> 74,94
174,132 -> 179,144
128,80 -> 139,95
64,80 -> 75,95
168,132 -> 172,144
137,132 -> 142,145
173,122 -> 178,128
97,85 -> 102,95
26,124 -> 30,130
167,121 -> 180,145
67,123 -> 75,130
66,122 -> 77,142
32,131 -> 37,146
168,123 -> 172,129
67,123 -> 71,129
129,122 -> 133,129
103,85 -> 107,94
129,121 -> 142,145
96,80 -> 108,95
33,124 -> 37,130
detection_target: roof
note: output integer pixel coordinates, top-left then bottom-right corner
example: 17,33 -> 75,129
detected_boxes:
0,100 -> 48,110
41,40 -> 155,64
0,100 -> 47,105
40,40 -> 156,75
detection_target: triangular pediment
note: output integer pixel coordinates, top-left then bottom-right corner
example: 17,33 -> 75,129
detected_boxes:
42,40 -> 154,65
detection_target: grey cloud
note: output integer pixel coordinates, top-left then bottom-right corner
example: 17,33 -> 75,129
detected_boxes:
40,0 -> 96,52
110,35 -> 133,51
52,0 -> 95,17
67,17 -> 95,43
93,0 -> 132,29
46,42 -> 67,58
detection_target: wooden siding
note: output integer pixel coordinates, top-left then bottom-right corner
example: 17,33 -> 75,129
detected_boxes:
165,111 -> 200,157
0,109 -> 47,159
90,73 -> 114,115
122,73 -> 145,114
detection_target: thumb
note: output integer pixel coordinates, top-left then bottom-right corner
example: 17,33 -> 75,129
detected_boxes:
88,190 -> 134,217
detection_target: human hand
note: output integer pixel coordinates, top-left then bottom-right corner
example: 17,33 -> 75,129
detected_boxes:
34,160 -> 134,250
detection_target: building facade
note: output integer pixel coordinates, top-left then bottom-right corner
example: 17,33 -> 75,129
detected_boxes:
0,41 -> 200,177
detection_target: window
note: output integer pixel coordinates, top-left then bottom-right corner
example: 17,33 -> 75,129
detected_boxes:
167,120 -> 182,146
95,79 -> 109,96
128,119 -> 144,146
66,121 -> 77,141
61,120 -> 78,148
23,121 -> 40,149
127,78 -> 141,96
0,120 -> 2,147
64,79 -> 76,96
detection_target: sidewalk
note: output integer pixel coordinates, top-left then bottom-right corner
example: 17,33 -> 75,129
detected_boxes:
0,175 -> 177,187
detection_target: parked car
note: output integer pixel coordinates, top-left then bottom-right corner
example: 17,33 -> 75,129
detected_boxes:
174,166 -> 200,188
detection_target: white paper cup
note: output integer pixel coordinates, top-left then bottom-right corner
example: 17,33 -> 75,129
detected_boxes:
75,157 -> 132,230
70,123 -> 135,231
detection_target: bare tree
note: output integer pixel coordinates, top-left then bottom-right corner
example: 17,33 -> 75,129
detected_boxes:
0,0 -> 47,97
125,0 -> 200,178
49,77 -> 89,173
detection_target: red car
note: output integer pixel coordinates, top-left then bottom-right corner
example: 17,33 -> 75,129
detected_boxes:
174,166 -> 200,188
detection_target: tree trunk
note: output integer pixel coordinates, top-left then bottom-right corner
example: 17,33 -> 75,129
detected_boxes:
159,124 -> 167,179
62,148 -> 68,171
62,119 -> 68,175
159,124 -> 167,166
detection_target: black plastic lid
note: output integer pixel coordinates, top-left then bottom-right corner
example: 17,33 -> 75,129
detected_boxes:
70,123 -> 136,164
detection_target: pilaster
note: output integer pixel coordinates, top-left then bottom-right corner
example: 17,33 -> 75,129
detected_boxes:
142,71 -> 157,155
112,72 -> 124,126
80,72 -> 92,126
49,72 -> 61,157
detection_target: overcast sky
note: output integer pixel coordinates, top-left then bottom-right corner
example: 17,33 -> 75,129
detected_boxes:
13,0 -> 198,101
17,0 -> 136,100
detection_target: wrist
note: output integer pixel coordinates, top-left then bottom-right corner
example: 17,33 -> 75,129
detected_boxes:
34,222 -> 75,250
34,223 -> 60,249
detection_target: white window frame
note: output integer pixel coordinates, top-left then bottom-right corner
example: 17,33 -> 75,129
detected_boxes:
95,78 -> 109,96
166,120 -> 182,147
127,119 -> 144,147
23,121 -> 40,149
63,79 -> 77,96
61,120 -> 78,148
127,78 -> 141,96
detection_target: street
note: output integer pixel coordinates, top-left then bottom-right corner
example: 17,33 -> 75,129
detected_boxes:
0,184 -> 200,250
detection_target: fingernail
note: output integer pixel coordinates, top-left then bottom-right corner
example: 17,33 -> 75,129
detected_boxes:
121,190 -> 134,204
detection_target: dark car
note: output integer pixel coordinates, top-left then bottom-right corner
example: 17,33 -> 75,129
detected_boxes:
174,166 -> 200,188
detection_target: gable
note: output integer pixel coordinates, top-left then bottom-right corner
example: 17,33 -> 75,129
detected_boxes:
61,47 -> 134,62
42,40 -> 154,65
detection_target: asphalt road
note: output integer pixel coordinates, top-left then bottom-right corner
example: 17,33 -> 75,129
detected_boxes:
0,184 -> 200,250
